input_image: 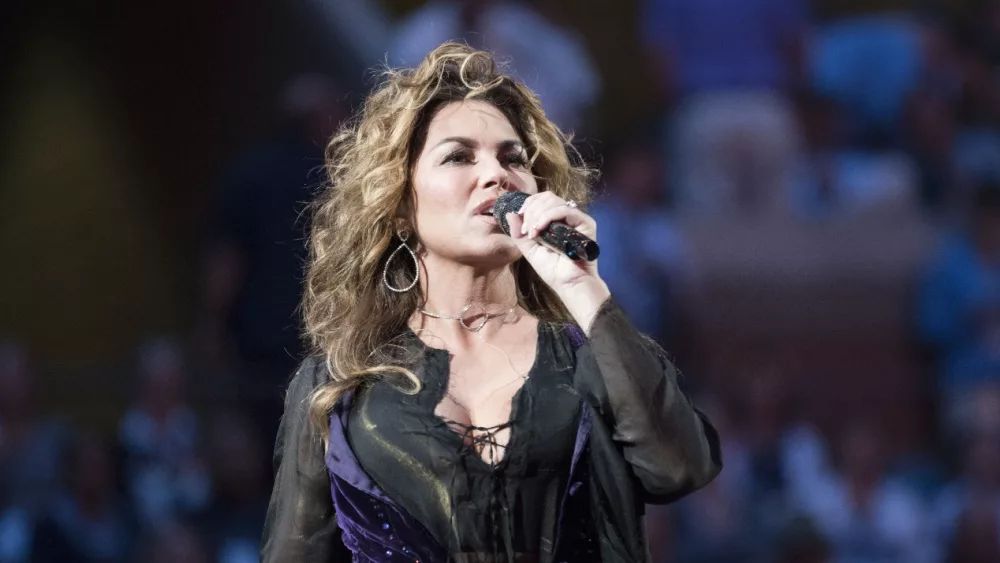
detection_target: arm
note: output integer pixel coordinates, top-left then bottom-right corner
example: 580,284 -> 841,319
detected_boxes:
571,292 -> 722,504
261,357 -> 347,563
503,193 -> 721,502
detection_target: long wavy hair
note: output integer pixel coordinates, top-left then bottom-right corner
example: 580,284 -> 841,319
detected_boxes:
304,42 -> 596,435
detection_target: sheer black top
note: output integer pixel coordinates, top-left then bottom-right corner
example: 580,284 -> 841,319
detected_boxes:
261,299 -> 724,563
347,323 -> 582,561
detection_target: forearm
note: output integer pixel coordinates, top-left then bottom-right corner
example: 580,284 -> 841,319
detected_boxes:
577,297 -> 721,500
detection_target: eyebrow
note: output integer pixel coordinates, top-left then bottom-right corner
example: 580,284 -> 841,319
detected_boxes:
433,136 -> 525,151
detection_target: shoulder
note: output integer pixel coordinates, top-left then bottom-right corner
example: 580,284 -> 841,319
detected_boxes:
284,355 -> 331,407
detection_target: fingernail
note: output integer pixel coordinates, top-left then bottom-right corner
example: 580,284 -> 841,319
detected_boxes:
521,225 -> 527,235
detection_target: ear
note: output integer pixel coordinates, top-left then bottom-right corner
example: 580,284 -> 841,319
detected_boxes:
395,188 -> 418,231
393,217 -> 409,235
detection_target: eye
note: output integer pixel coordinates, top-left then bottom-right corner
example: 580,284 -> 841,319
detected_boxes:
442,149 -> 473,165
502,152 -> 529,168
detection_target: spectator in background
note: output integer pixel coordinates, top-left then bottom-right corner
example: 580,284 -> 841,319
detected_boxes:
918,180 -> 1000,433
945,499 -> 1000,563
739,373 -> 810,498
191,411 -> 269,563
951,31 -> 1000,205
198,73 -> 346,446
792,419 -> 930,563
888,14 -> 1000,213
790,89 -> 848,216
903,76 -> 959,212
898,18 -> 963,211
775,516 -> 832,563
666,392 -> 769,562
30,431 -> 136,563
118,337 -> 208,527
0,342 -> 66,519
810,14 -> 924,143
960,0 -> 1000,69
664,381 -> 831,562
389,0 -> 600,134
932,430 -> 1000,559
139,523 -> 209,563
0,486 -> 31,563
588,139 -> 690,344
643,0 -> 808,214
792,88 -> 920,217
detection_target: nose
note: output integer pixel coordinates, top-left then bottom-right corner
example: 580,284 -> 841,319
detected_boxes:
479,155 -> 511,192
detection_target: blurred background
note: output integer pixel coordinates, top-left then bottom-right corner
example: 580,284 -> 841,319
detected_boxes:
4,0 -> 1000,561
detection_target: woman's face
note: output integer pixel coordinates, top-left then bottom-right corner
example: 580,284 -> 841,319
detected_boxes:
409,100 -> 538,267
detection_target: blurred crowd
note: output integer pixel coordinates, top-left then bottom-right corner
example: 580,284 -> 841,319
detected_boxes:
8,0 -> 1000,562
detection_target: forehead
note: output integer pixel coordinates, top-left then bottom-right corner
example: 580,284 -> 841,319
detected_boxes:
424,100 -> 521,145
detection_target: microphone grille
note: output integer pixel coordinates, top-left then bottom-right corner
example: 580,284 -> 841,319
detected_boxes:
492,192 -> 529,235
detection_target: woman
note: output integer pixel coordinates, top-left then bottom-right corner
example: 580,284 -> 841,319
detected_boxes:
261,43 -> 721,563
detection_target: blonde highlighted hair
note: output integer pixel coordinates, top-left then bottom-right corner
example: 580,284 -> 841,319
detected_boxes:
303,42 -> 596,434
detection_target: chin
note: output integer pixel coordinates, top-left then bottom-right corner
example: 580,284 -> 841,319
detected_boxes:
463,236 -> 521,267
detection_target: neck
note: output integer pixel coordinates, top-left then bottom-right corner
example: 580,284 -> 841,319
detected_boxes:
412,255 -> 522,340
420,255 -> 519,314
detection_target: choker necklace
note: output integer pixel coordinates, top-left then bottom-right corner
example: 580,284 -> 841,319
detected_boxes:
419,302 -> 518,332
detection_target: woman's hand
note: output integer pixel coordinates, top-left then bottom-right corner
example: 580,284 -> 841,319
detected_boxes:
505,192 -> 611,331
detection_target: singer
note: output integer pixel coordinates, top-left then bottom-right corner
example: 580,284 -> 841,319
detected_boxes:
261,42 -> 721,563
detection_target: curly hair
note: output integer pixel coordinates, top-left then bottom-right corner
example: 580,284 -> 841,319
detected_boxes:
303,42 -> 596,435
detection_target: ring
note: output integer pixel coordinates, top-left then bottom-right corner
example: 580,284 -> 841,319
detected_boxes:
564,200 -> 578,209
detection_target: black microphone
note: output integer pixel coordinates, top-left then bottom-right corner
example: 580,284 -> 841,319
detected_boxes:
493,191 -> 600,261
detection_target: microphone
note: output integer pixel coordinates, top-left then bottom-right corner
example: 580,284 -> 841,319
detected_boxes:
493,191 -> 600,262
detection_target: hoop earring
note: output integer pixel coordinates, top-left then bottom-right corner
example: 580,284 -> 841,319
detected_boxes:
382,230 -> 419,293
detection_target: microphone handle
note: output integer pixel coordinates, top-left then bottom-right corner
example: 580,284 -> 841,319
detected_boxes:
537,222 -> 600,262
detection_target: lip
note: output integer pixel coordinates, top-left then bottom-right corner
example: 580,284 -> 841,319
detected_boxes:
471,197 -> 498,219
475,214 -> 500,227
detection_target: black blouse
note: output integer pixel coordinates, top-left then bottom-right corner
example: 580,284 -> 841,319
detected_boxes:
260,299 -> 724,563
346,323 -> 582,561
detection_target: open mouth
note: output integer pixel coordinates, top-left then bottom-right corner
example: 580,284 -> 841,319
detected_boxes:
476,210 -> 499,226
473,198 -> 498,218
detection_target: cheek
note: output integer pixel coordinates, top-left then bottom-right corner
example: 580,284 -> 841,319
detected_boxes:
418,170 -> 473,212
514,170 -> 539,194
412,169 -> 474,237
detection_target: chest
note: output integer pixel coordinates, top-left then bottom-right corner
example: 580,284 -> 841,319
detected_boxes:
350,326 -> 579,468
435,349 -> 533,429
427,327 -> 542,460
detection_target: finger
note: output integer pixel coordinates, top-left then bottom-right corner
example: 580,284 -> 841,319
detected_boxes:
514,193 -> 545,234
527,206 -> 596,240
505,212 -> 545,256
505,212 -> 526,240
519,192 -> 564,235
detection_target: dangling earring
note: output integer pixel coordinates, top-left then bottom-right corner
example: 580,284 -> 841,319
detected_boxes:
382,229 -> 419,293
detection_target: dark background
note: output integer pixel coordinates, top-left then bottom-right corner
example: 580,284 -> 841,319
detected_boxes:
3,0 -> 1000,561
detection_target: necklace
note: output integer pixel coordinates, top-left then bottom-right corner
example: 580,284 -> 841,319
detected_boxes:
419,302 -> 517,332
